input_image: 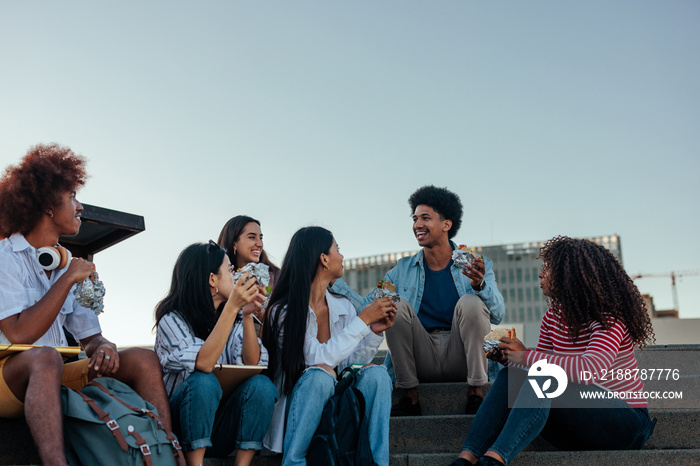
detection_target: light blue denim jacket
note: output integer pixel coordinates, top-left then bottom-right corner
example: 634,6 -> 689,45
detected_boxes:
330,242 -> 505,379
330,242 -> 505,325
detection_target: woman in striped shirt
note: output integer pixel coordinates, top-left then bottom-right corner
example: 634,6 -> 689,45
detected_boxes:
450,236 -> 656,466
154,242 -> 278,466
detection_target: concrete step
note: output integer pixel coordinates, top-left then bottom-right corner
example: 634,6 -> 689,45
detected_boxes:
380,343 -> 700,411
14,449 -> 700,466
391,450 -> 700,466
8,409 -> 697,465
391,376 -> 695,413
388,409 -> 700,454
200,449 -> 700,465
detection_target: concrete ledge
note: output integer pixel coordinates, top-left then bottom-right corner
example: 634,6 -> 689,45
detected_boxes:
388,409 -> 700,454
199,449 -> 700,465
390,450 -> 700,466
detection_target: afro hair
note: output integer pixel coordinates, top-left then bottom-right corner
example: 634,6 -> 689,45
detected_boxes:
408,185 -> 463,239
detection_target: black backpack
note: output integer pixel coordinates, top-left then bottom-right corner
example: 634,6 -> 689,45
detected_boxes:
306,368 -> 377,466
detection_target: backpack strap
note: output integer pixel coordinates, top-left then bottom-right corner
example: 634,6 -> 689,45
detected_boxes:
163,429 -> 186,466
89,381 -> 186,465
127,428 -> 154,466
77,391 -> 130,452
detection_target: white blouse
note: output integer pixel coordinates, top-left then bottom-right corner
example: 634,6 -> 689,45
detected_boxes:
263,290 -> 384,452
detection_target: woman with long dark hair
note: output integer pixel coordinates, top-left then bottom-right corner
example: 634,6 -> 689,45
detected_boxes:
449,236 -> 657,466
154,241 -> 277,466
261,227 -> 396,465
218,215 -> 280,328
218,215 -> 280,283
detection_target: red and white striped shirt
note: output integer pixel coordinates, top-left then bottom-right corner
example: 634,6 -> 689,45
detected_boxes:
522,308 -> 647,408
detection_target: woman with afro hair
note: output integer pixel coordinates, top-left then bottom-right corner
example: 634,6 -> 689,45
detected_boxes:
449,236 -> 656,466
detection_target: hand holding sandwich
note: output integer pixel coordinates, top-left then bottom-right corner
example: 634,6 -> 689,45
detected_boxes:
497,337 -> 527,364
483,328 -> 526,364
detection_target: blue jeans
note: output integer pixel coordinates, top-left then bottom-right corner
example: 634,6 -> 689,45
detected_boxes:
282,365 -> 392,466
462,368 -> 656,464
169,371 -> 277,455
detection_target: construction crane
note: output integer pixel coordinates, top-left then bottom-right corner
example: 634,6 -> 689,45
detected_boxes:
632,270 -> 700,313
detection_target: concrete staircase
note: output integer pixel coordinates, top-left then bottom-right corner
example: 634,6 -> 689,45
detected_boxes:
2,345 -> 698,465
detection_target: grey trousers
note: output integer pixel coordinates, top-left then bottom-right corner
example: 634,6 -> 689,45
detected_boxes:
385,295 -> 490,389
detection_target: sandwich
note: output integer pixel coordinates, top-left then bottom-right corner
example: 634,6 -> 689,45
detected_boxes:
484,328 -> 516,342
483,328 -> 516,355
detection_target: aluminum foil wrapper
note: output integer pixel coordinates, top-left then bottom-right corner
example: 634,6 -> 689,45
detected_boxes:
452,249 -> 477,271
234,263 -> 272,310
74,272 -> 106,315
372,287 -> 400,303
483,339 -> 502,356
233,262 -> 271,289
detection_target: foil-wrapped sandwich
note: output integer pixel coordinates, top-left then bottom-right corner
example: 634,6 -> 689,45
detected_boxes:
234,263 -> 272,309
233,263 -> 271,292
483,328 -> 517,356
372,280 -> 400,303
452,244 -> 482,271
74,271 -> 106,316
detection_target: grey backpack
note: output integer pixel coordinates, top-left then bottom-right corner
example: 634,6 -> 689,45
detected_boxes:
61,377 -> 185,466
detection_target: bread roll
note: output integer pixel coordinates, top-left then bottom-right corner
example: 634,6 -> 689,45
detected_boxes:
484,328 -> 516,341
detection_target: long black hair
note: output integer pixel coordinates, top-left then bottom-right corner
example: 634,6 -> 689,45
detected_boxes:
154,242 -> 226,340
217,215 -> 280,275
262,226 -> 334,395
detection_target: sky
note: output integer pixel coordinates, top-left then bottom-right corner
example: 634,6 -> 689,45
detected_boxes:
1,1 -> 699,346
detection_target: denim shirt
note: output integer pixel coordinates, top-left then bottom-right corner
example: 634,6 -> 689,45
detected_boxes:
330,242 -> 505,325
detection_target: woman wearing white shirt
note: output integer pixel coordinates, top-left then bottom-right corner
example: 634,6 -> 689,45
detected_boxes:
262,226 -> 397,466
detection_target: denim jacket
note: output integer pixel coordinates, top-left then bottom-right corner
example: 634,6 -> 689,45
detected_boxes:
330,242 -> 505,379
330,241 -> 505,325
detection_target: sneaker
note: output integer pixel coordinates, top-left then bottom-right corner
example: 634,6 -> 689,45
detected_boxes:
390,395 -> 422,416
465,394 -> 484,414
448,459 -> 472,466
476,456 -> 505,466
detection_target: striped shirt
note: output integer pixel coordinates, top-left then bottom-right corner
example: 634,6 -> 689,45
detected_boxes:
0,234 -> 101,346
154,311 -> 268,397
523,308 -> 647,408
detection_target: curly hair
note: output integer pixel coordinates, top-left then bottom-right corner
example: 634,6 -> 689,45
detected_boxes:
408,185 -> 463,239
0,144 -> 87,237
539,236 -> 655,347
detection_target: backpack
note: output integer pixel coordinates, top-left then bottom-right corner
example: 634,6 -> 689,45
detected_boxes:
61,377 -> 185,466
306,368 -> 377,466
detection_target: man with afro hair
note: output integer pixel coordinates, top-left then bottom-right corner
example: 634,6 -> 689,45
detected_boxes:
0,144 -> 172,466
331,185 -> 504,416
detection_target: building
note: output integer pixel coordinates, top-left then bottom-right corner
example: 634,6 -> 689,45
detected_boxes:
342,234 -> 623,325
